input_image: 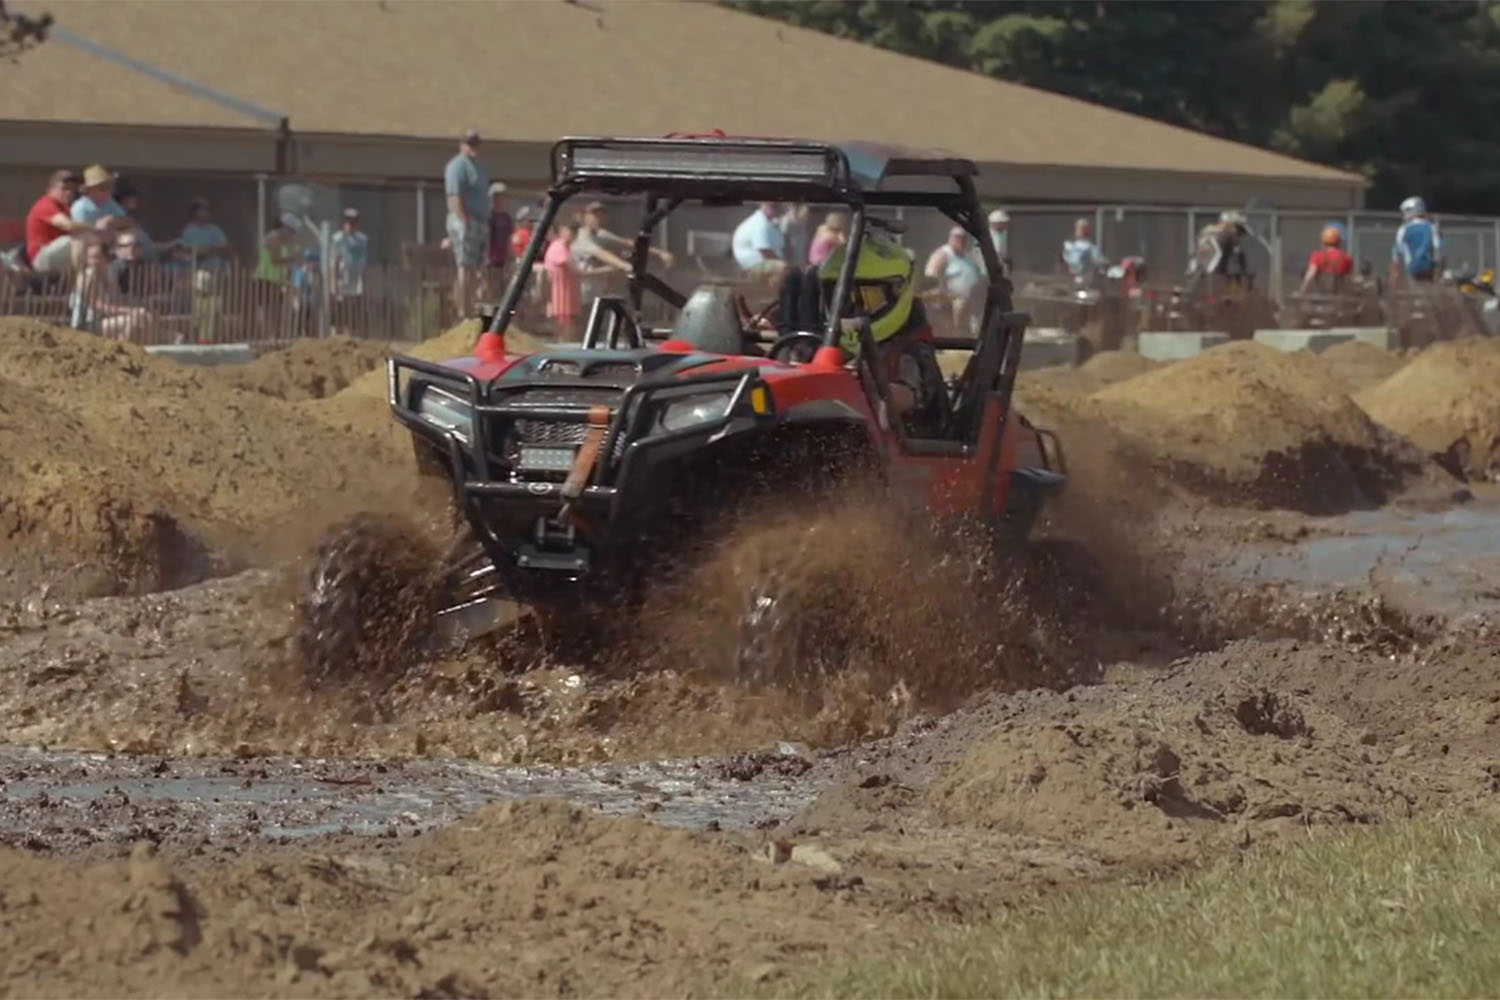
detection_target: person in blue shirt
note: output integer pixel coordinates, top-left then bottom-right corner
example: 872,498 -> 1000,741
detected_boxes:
291,248 -> 322,335
178,197 -> 232,270
924,226 -> 983,334
443,127 -> 491,316
331,207 -> 370,333
70,164 -> 135,240
1391,196 -> 1441,284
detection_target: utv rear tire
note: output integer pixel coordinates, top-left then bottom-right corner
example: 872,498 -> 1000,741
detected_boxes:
293,513 -> 442,687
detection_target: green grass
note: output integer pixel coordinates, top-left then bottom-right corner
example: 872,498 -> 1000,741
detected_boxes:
783,818 -> 1500,999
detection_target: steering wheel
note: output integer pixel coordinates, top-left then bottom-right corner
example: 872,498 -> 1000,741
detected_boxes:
767,331 -> 824,364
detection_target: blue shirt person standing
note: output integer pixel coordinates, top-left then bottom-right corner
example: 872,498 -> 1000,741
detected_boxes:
444,126 -> 491,316
1391,196 -> 1441,284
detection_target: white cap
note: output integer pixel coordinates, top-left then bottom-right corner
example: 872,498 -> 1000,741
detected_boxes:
988,209 -> 1009,224
489,181 -> 508,196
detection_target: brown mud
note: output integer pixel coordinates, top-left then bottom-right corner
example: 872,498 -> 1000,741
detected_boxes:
1357,337 -> 1500,480
223,338 -> 399,401
0,322 -> 1498,996
1315,337 -> 1407,393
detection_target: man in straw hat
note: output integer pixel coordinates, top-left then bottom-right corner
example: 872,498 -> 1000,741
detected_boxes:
70,163 -> 135,239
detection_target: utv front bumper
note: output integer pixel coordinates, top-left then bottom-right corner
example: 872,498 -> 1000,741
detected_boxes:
388,352 -> 776,583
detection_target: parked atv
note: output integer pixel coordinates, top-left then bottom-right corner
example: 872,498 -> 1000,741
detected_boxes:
295,134 -> 1067,682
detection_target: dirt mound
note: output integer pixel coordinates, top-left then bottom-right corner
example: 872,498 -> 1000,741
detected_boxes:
0,319 -> 408,596
1090,341 -> 1433,512
1014,354 -> 1161,414
0,800 -> 940,997
307,320 -> 547,460
1079,349 -> 1163,386
919,634 -> 1484,868
221,337 -> 394,400
1356,338 -> 1500,479
1316,339 -> 1405,393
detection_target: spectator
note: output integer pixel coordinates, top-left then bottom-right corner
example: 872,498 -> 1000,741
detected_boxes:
510,206 -> 545,309
114,181 -> 177,262
543,223 -> 584,341
778,203 -> 812,268
1392,196 -> 1440,285
253,213 -> 299,333
573,201 -> 672,305
331,206 -> 370,334
732,202 -> 786,279
70,241 -> 155,341
108,231 -> 149,297
444,126 -> 491,316
291,247 -> 322,335
807,211 -> 846,267
1195,210 -> 1252,286
986,209 -> 1010,268
924,226 -> 983,333
25,168 -> 91,274
1061,217 -> 1105,283
178,197 -> 232,269
511,205 -> 535,262
487,181 -> 514,276
70,164 -> 135,241
1300,224 -> 1354,295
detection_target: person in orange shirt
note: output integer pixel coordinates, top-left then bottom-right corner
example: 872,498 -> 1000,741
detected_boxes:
1300,224 -> 1354,294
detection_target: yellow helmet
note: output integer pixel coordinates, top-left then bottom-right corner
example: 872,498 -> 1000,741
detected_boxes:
818,232 -> 916,353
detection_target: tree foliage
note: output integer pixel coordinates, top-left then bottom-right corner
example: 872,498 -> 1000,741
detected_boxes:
732,0 -> 1500,213
1,0 -> 51,60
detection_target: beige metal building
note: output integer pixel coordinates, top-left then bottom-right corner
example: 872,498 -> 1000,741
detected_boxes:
1,0 -> 1368,264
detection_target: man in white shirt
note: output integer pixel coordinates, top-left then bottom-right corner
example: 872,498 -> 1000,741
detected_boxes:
732,202 -> 787,281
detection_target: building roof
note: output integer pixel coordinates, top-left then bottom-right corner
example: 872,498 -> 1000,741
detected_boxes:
0,25 -> 272,130
4,0 -> 1363,190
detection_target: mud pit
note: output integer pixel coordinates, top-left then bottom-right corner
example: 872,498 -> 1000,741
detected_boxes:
0,324 -> 1498,996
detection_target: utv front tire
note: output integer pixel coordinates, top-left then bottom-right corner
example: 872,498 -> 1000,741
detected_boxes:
293,513 -> 441,687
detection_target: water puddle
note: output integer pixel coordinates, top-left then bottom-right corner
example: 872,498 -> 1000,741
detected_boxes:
1220,505 -> 1500,613
0,744 -> 828,846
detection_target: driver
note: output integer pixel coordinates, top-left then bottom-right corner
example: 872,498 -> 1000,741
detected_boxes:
819,232 -> 949,439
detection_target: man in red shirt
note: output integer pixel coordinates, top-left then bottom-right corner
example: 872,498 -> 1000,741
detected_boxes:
1300,224 -> 1354,294
25,169 -> 93,274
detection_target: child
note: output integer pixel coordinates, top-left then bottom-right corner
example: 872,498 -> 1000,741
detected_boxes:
292,247 -> 322,336
543,224 -> 582,341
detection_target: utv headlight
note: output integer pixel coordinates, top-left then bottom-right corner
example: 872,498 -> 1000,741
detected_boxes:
658,392 -> 732,432
415,384 -> 472,444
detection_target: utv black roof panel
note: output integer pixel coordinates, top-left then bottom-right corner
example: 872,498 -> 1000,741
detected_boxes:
550,135 -> 979,204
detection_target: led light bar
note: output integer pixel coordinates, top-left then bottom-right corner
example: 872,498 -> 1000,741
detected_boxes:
564,144 -> 835,182
517,445 -> 578,473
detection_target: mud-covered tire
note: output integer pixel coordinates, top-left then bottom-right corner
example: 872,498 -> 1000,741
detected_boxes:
293,513 -> 443,687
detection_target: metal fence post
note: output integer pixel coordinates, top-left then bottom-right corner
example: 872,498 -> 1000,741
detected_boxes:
416,180 -> 427,245
1269,211 -> 1283,304
317,220 -> 332,338
255,173 -> 267,257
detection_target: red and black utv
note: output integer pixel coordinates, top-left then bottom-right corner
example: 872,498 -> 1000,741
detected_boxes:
296,134 -> 1067,676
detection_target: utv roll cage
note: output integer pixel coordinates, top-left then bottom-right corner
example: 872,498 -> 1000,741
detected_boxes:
484,134 -> 1014,353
